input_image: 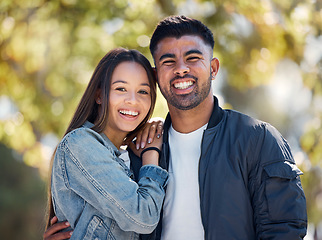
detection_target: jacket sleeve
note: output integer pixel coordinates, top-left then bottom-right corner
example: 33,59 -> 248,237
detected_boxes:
56,128 -> 168,234
249,123 -> 307,239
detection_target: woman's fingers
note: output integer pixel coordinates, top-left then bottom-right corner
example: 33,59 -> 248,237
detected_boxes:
137,124 -> 151,149
136,129 -> 143,150
135,123 -> 152,150
139,121 -> 163,149
147,124 -> 157,144
133,119 -> 164,150
147,120 -> 163,143
155,121 -> 163,139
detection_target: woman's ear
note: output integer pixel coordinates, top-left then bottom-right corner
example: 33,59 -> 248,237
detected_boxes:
95,89 -> 102,104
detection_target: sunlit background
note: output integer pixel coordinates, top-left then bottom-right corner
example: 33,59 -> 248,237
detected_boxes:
0,0 -> 321,239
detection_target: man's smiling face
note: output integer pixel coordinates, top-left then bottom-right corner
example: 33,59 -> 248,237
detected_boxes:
153,35 -> 217,110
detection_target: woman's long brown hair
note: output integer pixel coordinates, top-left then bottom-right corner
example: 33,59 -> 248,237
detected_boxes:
46,48 -> 157,229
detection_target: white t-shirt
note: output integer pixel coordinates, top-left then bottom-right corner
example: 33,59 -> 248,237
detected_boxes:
119,148 -> 131,169
161,124 -> 207,240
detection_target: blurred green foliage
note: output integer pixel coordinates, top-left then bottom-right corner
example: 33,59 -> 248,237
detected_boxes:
0,143 -> 46,240
0,0 -> 321,238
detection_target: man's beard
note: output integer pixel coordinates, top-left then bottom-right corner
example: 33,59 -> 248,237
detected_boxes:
160,73 -> 212,111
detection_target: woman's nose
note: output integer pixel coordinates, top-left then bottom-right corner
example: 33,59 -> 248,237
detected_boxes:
125,91 -> 137,104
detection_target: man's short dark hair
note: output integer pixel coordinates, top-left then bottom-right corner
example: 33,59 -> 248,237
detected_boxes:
149,15 -> 215,56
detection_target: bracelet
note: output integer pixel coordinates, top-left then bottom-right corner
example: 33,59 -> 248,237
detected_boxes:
140,147 -> 161,159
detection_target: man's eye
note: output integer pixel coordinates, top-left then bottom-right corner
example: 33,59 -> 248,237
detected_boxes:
163,60 -> 175,65
187,56 -> 200,61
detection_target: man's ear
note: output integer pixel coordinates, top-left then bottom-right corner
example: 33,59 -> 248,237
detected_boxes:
210,58 -> 220,80
95,89 -> 102,104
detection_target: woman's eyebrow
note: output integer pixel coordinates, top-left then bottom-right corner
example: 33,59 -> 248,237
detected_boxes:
112,80 -> 127,85
112,80 -> 150,87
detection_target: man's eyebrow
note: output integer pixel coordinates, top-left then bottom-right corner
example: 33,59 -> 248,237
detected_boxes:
185,49 -> 203,56
159,50 -> 203,61
159,53 -> 175,61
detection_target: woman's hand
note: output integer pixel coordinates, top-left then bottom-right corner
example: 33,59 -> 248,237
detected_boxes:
127,118 -> 164,162
43,216 -> 72,240
135,118 -> 164,150
139,130 -> 163,165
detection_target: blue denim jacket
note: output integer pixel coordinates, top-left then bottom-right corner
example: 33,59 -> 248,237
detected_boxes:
51,121 -> 168,240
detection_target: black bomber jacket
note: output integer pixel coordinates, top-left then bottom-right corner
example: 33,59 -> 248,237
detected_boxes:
130,96 -> 307,240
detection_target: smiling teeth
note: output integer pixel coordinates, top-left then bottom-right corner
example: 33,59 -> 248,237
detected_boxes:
119,110 -> 138,116
120,110 -> 138,116
174,81 -> 193,89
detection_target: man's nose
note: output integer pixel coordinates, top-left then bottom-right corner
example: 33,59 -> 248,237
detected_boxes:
174,60 -> 189,76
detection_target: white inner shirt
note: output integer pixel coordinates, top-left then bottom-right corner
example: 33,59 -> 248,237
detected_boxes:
161,123 -> 207,240
119,148 -> 130,169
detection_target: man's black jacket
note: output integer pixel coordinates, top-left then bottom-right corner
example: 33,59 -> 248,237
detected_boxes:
129,97 -> 307,240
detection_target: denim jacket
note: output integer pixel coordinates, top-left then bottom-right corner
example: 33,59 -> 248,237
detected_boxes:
51,121 -> 168,240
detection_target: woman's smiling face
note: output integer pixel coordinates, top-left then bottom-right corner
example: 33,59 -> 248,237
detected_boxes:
104,61 -> 151,140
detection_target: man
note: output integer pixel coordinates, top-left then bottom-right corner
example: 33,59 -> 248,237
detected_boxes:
44,15 -> 307,239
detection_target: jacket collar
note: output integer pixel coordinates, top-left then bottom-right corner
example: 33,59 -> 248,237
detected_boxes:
206,95 -> 224,129
163,95 -> 224,136
83,121 -> 121,157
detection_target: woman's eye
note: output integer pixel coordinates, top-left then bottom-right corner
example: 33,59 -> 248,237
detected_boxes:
116,87 -> 126,92
138,90 -> 149,95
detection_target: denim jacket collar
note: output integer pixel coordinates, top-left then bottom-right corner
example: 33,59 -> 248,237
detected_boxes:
83,121 -> 121,157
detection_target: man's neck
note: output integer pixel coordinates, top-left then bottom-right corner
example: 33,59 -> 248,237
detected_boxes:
168,95 -> 214,134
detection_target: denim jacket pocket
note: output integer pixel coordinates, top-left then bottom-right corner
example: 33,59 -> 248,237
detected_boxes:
83,215 -> 113,240
263,161 -> 306,221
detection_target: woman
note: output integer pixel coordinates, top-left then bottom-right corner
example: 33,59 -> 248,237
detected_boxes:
46,48 -> 168,239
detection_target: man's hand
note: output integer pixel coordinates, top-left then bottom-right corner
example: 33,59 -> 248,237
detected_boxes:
43,216 -> 73,240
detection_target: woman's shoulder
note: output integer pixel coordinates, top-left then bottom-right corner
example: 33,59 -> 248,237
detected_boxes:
59,126 -> 105,150
56,126 -> 117,162
65,126 -> 98,140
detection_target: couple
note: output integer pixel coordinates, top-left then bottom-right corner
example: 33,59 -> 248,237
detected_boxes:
44,16 -> 307,240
